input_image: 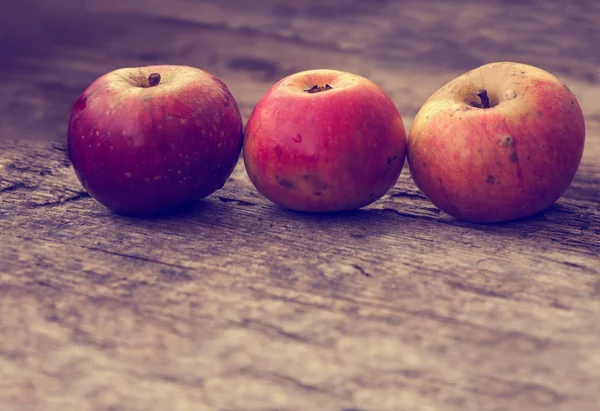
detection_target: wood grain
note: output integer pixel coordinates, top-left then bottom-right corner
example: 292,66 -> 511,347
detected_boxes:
1,1 -> 600,410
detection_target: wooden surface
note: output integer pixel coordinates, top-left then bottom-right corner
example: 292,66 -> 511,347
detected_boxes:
1,1 -> 600,410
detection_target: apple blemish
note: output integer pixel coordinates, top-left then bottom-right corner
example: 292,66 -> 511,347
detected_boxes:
499,136 -> 514,147
505,89 -> 517,99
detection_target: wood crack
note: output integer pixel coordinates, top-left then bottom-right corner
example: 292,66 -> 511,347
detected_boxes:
216,196 -> 258,207
0,181 -> 29,193
234,318 -> 314,345
351,264 -> 371,277
381,207 -> 444,222
27,191 -> 90,208
445,280 -> 512,300
389,191 -> 428,199
9,233 -> 193,272
74,244 -> 193,271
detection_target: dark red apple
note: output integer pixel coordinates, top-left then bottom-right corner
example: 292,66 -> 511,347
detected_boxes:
407,61 -> 586,223
243,69 -> 407,212
67,65 -> 243,216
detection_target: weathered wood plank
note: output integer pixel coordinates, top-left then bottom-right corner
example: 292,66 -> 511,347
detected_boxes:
1,1 -> 600,410
1,139 -> 599,411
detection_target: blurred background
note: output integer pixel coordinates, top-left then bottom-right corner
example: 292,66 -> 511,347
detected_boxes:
1,0 -> 599,148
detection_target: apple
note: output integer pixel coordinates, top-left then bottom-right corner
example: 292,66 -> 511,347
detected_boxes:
407,61 -> 586,223
67,65 -> 244,216
243,69 -> 407,212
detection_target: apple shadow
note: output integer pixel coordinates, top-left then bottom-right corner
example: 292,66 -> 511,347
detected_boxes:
93,189 -> 599,257
430,202 -> 599,252
104,197 -> 216,222
256,203 -> 430,239
283,207 -> 375,221
462,202 -> 593,229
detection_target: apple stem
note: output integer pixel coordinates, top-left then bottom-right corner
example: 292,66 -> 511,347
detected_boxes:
305,84 -> 333,94
148,73 -> 161,87
477,89 -> 491,108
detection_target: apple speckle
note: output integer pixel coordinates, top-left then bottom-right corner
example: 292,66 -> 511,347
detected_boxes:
499,136 -> 514,147
509,152 -> 519,163
486,175 -> 496,184
505,89 -> 517,99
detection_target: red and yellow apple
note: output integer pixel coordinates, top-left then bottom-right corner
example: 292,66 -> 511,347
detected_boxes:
243,69 -> 407,212
67,65 -> 244,216
407,61 -> 586,223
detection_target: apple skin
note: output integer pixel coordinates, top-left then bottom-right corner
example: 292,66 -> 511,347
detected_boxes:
243,69 -> 407,212
67,65 -> 243,216
407,61 -> 586,223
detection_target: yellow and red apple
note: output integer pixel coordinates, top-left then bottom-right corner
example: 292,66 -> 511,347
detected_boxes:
68,65 -> 244,216
243,69 -> 407,212
407,61 -> 586,223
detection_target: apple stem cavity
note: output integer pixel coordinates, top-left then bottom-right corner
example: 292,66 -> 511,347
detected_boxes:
305,84 -> 333,94
148,73 -> 161,87
477,89 -> 491,109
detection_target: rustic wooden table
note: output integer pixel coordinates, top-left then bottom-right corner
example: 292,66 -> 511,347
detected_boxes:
1,1 -> 599,410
